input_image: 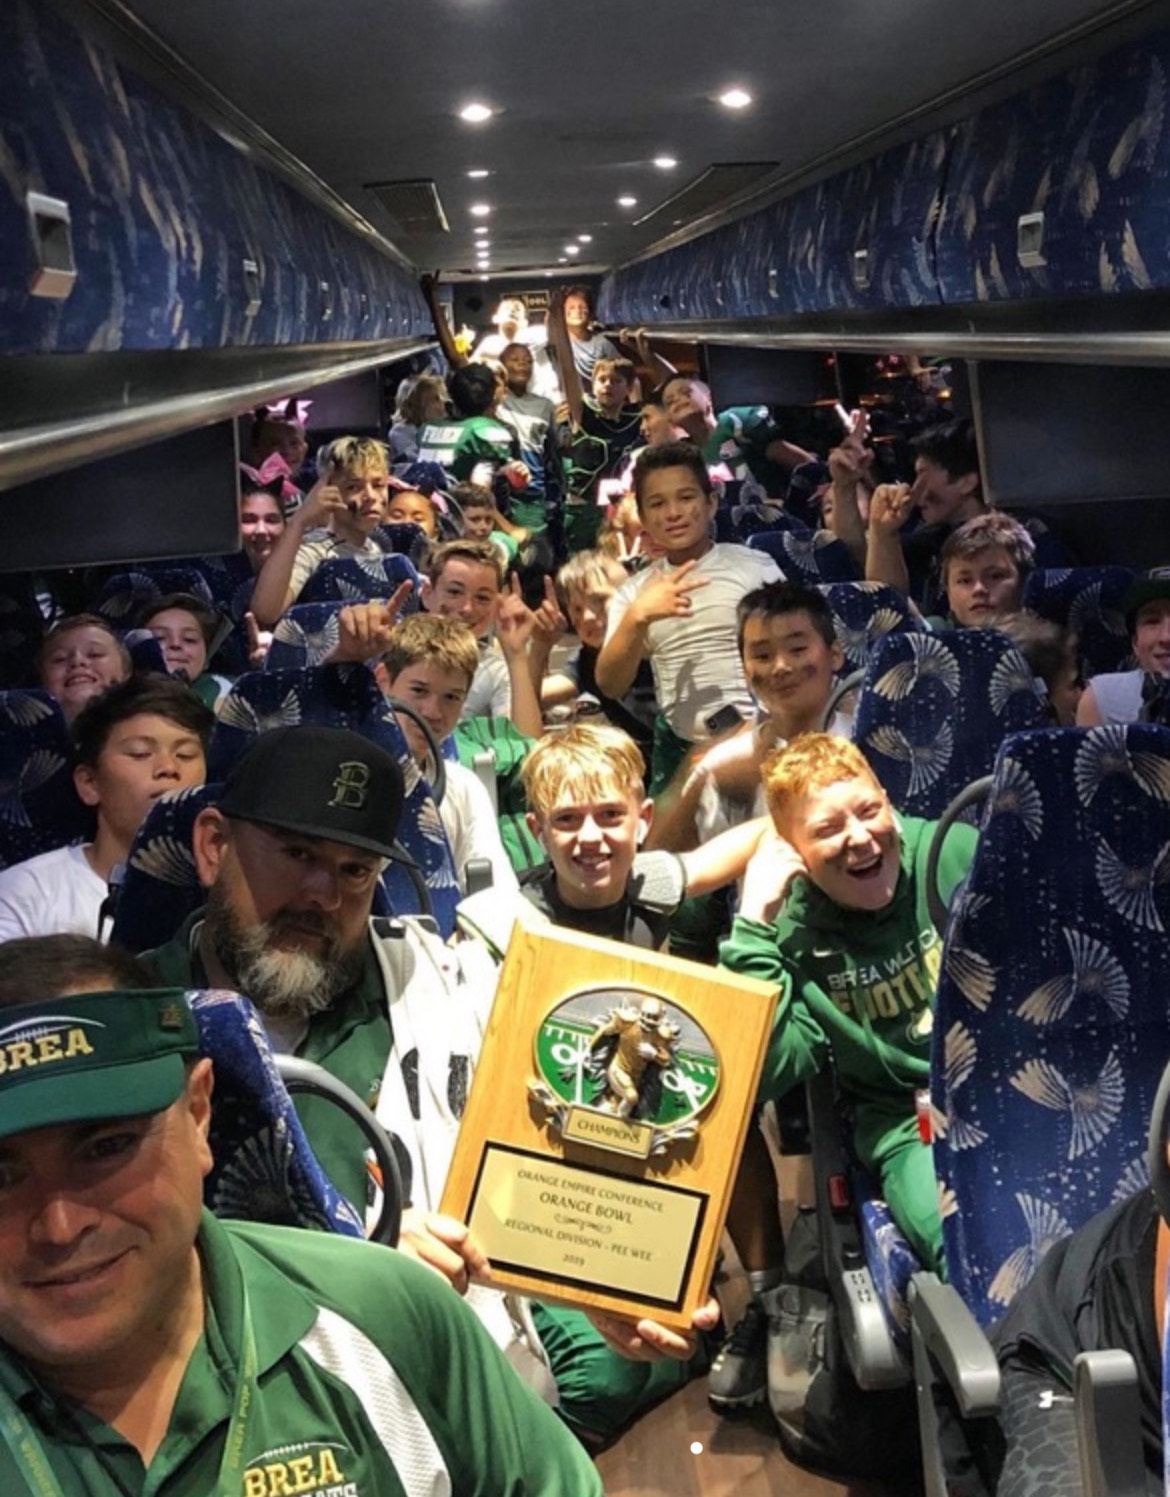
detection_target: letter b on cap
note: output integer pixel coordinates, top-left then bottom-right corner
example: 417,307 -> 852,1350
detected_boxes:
329,760 -> 370,810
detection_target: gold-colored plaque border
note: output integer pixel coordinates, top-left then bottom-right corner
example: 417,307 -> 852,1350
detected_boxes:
467,1142 -> 708,1312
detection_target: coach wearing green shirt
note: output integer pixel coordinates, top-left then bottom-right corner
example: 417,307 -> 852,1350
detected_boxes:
0,934 -> 602,1496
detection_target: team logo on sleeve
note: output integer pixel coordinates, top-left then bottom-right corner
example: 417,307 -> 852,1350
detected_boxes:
242,1442 -> 356,1496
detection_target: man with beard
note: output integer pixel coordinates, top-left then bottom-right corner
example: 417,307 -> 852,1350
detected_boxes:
141,723 -> 713,1446
141,722 -> 496,1218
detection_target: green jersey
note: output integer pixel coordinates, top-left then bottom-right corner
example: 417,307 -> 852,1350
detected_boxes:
0,1211 -> 603,1496
416,415 -> 516,481
718,815 -> 976,1168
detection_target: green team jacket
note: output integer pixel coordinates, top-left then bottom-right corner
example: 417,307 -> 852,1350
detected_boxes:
0,1211 -> 602,1496
145,912 -> 390,1213
718,815 -> 977,1168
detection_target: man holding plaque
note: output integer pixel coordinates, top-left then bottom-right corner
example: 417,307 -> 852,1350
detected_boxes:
146,724 -> 710,1447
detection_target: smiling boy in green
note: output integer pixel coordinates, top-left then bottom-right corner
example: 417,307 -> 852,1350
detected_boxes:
720,733 -> 977,1269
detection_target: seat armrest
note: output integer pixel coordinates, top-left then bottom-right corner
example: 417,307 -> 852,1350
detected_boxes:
471,747 -> 498,813
805,1071 -> 909,1389
909,1273 -> 1000,1417
1073,1349 -> 1146,1497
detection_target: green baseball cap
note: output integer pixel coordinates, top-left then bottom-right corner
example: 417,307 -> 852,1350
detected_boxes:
0,990 -> 200,1141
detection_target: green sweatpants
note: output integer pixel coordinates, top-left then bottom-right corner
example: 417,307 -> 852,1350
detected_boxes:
867,1112 -> 945,1274
532,1300 -> 709,1446
648,715 -> 692,798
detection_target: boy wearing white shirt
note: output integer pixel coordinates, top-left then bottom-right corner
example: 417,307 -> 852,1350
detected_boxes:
597,441 -> 781,794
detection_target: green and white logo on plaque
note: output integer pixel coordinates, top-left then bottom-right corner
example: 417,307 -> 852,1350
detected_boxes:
528,984 -> 721,1160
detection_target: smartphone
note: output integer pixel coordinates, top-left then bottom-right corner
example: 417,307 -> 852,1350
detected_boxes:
705,704 -> 744,736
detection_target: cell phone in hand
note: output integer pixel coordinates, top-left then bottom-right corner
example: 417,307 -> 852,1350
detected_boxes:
705,704 -> 743,736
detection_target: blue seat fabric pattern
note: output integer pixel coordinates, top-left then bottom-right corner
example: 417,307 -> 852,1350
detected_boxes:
932,725 -> 1170,1328
190,988 -> 364,1238
853,629 -> 1048,817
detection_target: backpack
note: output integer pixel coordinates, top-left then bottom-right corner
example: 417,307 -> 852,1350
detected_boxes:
768,1207 -> 924,1484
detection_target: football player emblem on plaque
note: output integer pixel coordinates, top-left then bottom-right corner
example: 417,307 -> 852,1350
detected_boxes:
528,987 -> 719,1159
441,923 -> 777,1329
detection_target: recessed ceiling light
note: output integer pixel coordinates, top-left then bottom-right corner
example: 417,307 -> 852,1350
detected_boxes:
617,195 -> 638,208
466,168 -> 491,179
577,234 -> 593,243
564,245 -> 580,255
653,155 -> 678,170
474,225 -> 489,235
718,87 -> 753,110
459,102 -> 494,124
469,203 -> 491,217
557,257 -> 567,263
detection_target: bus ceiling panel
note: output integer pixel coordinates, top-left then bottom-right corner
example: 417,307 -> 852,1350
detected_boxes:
101,0 -> 1150,277
599,24 -> 1170,333
0,2 -> 428,359
597,132 -> 951,327
0,341 -> 435,493
0,421 -> 242,574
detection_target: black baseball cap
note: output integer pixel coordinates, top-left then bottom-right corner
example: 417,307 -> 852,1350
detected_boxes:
1122,568 -> 1170,632
217,725 -> 405,858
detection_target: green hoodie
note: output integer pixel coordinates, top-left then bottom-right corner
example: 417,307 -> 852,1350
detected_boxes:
719,814 -> 976,1169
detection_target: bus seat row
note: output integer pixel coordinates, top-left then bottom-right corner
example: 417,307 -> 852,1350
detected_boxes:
813,725 -> 1170,1490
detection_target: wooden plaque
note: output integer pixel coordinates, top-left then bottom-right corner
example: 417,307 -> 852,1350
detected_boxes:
441,920 -> 778,1330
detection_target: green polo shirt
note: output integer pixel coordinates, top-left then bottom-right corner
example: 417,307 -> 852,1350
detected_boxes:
145,912 -> 391,1213
0,1212 -> 602,1495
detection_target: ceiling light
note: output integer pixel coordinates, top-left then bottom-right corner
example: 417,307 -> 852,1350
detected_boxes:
653,155 -> 678,170
577,234 -> 593,243
466,168 -> 491,178
617,195 -> 638,208
469,203 -> 491,217
558,257 -> 567,263
718,87 -> 753,110
474,225 -> 489,235
459,102 -> 494,124
564,245 -> 580,255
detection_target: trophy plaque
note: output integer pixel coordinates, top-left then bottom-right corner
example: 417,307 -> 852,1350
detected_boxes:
440,920 -> 778,1330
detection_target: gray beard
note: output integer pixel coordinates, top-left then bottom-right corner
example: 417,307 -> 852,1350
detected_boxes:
203,890 -> 364,1022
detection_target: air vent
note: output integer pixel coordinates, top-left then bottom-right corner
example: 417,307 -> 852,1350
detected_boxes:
633,163 -> 780,229
365,179 -> 450,236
